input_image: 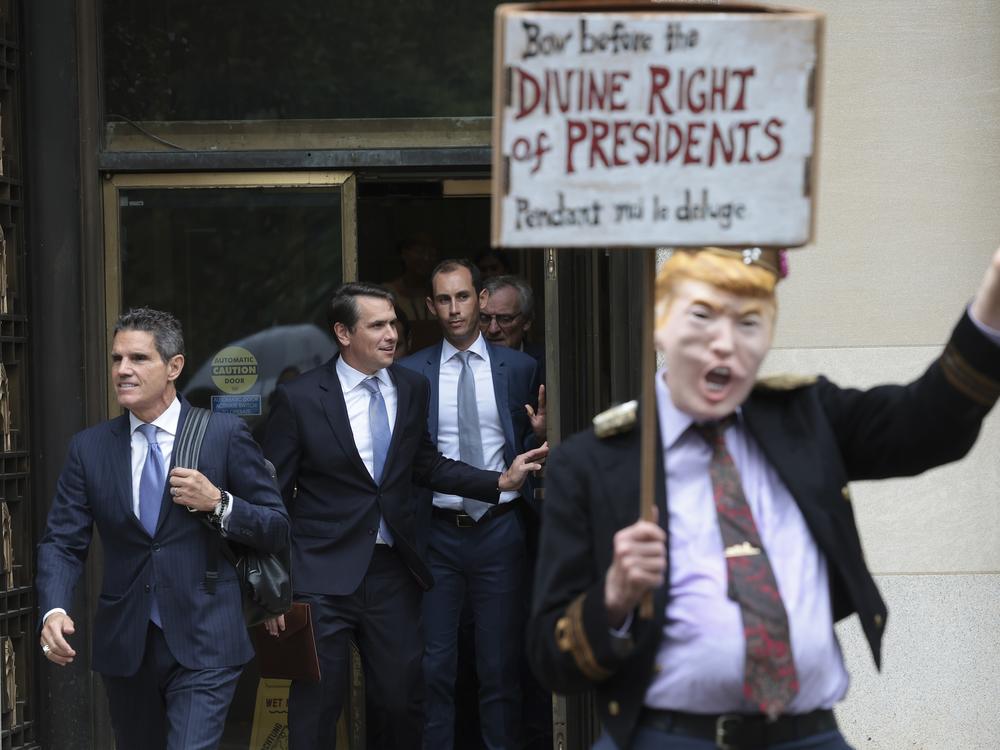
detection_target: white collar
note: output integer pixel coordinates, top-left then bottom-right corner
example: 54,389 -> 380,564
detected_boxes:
441,332 -> 489,364
129,396 -> 182,436
336,355 -> 392,393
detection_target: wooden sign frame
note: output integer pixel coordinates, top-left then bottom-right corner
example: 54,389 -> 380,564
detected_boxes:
492,0 -> 825,250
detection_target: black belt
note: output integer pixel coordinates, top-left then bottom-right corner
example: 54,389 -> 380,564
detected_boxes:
639,708 -> 837,750
432,499 -> 519,528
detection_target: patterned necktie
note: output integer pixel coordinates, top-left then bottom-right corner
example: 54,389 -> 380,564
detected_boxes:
695,418 -> 799,718
456,351 -> 490,521
360,377 -> 394,546
137,423 -> 164,626
137,423 -> 165,536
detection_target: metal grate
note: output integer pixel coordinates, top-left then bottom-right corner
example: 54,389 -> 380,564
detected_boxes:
0,1 -> 34,747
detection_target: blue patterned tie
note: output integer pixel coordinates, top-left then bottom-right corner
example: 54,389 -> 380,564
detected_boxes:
456,351 -> 490,521
137,423 -> 164,626
360,377 -> 394,546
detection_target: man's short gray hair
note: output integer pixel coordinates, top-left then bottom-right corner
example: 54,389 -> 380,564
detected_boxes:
482,275 -> 534,322
113,307 -> 185,362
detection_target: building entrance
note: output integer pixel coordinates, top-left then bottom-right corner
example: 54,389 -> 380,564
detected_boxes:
103,170 -> 551,749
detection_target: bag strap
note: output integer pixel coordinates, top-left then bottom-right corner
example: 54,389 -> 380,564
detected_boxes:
174,406 -> 212,469
174,407 -> 225,594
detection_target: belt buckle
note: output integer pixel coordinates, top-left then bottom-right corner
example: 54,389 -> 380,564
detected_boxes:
455,513 -> 475,528
715,714 -> 743,750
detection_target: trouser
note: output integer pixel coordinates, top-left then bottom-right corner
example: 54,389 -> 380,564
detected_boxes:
288,547 -> 424,750
422,510 -> 526,750
103,622 -> 242,750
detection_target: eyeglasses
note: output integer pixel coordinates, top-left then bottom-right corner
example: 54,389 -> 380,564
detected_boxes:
479,312 -> 522,328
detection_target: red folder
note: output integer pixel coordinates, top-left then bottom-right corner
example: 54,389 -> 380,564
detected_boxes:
250,602 -> 321,682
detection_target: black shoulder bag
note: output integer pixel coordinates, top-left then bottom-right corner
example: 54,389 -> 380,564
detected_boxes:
174,406 -> 292,627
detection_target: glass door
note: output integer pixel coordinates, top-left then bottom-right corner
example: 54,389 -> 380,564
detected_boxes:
102,171 -> 360,749
103,171 -> 356,433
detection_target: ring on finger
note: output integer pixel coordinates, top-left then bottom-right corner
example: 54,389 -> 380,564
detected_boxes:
42,643 -> 51,655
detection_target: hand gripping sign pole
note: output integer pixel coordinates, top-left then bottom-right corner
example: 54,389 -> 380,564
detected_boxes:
492,0 -> 823,618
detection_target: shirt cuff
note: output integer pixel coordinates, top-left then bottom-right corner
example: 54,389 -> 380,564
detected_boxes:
43,608 -> 67,625
215,490 -> 233,532
499,489 -> 519,503
969,303 -> 1000,346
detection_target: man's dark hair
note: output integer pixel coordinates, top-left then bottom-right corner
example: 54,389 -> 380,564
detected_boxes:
393,302 -> 412,341
429,258 -> 483,295
113,307 -> 185,362
327,282 -> 396,334
483,275 -> 535,322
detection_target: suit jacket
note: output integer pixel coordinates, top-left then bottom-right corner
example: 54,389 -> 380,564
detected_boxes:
522,341 -> 546,385
398,339 -> 541,525
527,312 -> 1000,749
36,400 -> 289,677
262,355 -> 504,597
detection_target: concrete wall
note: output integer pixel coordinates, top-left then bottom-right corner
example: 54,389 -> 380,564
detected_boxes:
762,1 -> 1000,746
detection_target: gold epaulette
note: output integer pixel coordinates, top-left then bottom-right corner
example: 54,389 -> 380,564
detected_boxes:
554,593 -> 612,681
754,373 -> 817,391
592,400 -> 638,438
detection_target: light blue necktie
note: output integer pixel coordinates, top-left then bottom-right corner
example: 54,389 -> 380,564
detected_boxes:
456,351 -> 490,521
137,423 -> 163,626
361,377 -> 394,546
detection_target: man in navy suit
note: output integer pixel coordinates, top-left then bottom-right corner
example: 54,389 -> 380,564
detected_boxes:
400,259 -> 544,750
36,307 -> 290,750
262,282 -> 546,750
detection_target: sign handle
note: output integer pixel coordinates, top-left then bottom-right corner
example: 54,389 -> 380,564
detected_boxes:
638,250 -> 657,620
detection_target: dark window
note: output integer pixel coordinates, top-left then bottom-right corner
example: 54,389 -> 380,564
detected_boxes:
102,0 -> 497,121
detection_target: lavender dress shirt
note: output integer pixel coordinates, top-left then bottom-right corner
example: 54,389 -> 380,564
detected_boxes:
644,370 -> 850,714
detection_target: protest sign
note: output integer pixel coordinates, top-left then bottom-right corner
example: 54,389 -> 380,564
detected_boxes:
492,1 -> 824,248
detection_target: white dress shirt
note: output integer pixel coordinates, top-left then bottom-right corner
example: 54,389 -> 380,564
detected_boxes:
336,356 -> 397,544
433,334 -> 517,510
44,397 -> 233,624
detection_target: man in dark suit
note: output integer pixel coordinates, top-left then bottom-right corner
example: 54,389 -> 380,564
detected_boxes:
36,307 -> 289,750
528,247 -> 1000,750
481,274 -> 546,370
261,282 -> 547,750
400,259 -> 543,749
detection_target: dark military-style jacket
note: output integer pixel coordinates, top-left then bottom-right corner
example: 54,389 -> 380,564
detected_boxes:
527,312 -> 1000,749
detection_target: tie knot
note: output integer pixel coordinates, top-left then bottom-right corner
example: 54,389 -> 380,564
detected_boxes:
137,423 -> 158,445
361,377 -> 381,395
693,416 -> 736,447
456,350 -> 474,365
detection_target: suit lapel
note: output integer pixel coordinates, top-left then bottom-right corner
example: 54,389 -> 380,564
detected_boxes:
423,343 -> 443,442
384,365 -> 411,473
111,414 -> 145,534
320,356 -> 373,482
487,344 -> 517,462
153,399 -> 190,534
742,394 -> 817,515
